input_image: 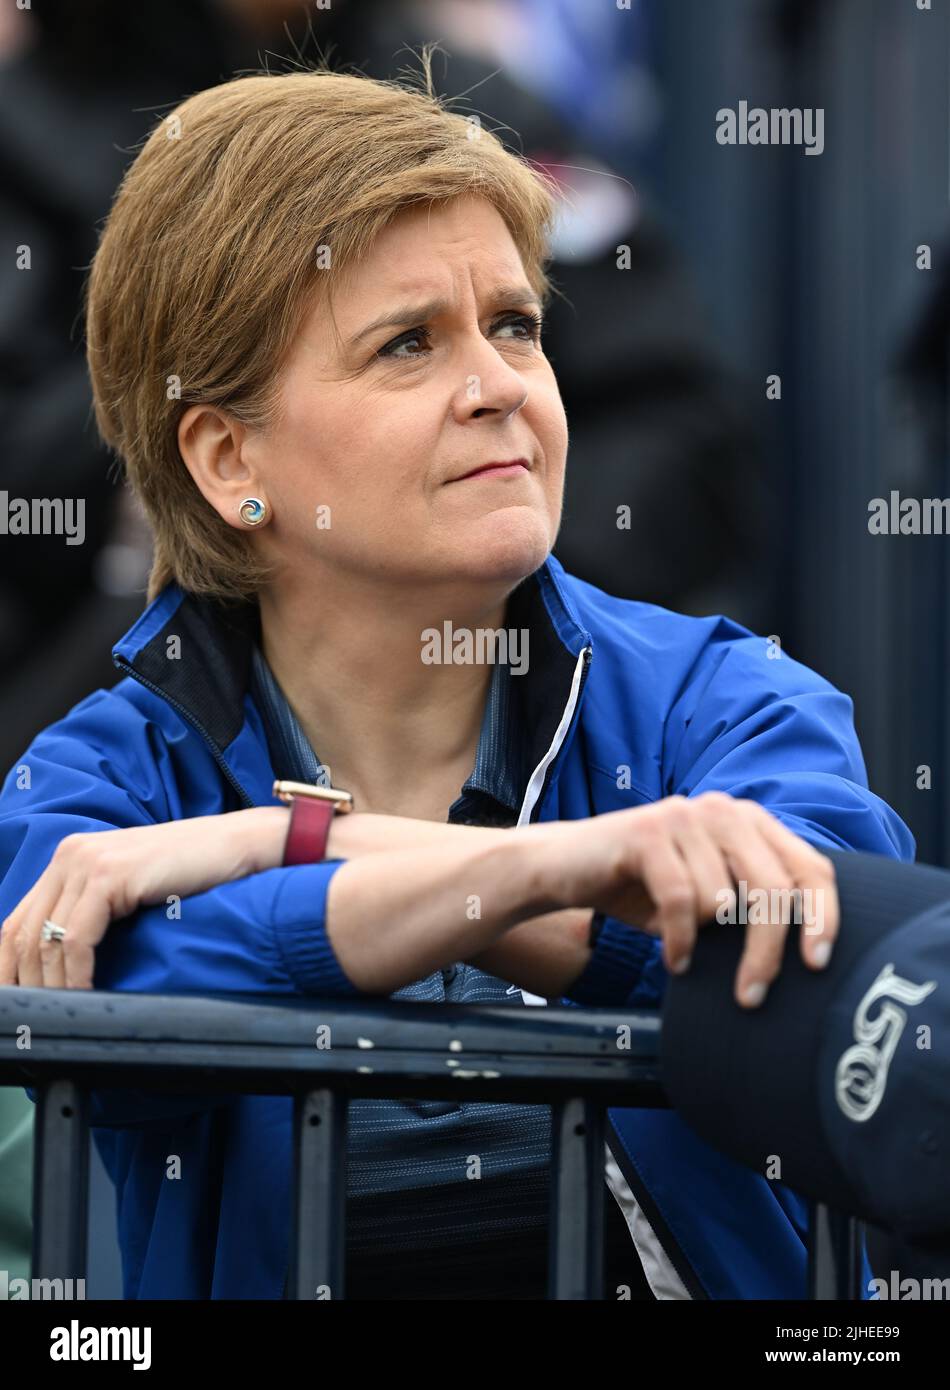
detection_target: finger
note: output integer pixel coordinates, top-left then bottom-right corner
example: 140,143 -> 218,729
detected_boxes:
0,917 -> 19,985
0,893 -> 32,986
717,813 -> 797,1008
671,821 -> 735,926
58,894 -> 107,990
3,864 -> 67,986
18,894 -> 58,988
754,813 -> 840,968
0,932 -> 12,986
38,890 -> 73,990
636,836 -> 697,975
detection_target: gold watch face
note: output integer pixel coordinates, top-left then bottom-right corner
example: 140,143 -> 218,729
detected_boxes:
272,779 -> 354,812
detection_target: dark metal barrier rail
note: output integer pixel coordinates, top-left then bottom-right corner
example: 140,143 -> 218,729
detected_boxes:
0,987 -> 861,1300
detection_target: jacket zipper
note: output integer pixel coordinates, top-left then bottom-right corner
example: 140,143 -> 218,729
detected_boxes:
518,643 -> 592,828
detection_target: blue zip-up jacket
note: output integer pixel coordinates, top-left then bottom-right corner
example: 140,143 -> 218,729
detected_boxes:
0,554 -> 914,1298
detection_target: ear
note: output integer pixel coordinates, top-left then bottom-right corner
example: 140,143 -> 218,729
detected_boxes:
177,404 -> 269,530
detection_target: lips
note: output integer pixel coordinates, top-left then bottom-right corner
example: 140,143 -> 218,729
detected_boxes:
452,458 -> 530,482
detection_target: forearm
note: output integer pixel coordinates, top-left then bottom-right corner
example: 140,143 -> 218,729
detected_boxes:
465,909 -> 595,997
326,810 -> 510,860
224,807 -> 507,873
239,809 -> 606,997
323,833 -> 556,993
326,814 -> 597,992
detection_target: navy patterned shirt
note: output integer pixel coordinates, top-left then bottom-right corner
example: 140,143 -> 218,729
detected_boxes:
251,646 -> 555,1260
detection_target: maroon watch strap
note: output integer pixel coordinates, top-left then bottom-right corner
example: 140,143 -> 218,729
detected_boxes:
282,796 -> 335,866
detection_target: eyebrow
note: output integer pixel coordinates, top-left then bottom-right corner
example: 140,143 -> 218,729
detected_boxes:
348,284 -> 543,348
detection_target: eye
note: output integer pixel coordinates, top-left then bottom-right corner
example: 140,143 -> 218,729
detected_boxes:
374,310 -> 544,362
376,327 -> 432,360
494,310 -> 544,343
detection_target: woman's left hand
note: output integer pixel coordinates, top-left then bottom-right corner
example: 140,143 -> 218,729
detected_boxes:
0,809 -> 287,989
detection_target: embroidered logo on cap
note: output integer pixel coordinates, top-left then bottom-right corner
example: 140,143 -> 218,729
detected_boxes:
835,963 -> 937,1123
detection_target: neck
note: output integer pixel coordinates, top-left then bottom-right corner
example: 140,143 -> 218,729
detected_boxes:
258,571 -> 517,815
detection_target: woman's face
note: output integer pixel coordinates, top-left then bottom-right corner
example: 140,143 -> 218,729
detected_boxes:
242,194 -> 568,595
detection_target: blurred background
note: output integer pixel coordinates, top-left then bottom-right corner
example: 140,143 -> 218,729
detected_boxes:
0,0 -> 947,1296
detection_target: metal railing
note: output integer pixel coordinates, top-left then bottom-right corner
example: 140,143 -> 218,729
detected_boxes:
0,986 -> 862,1300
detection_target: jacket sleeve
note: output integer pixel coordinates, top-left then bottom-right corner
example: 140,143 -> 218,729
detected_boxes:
562,916 -> 667,1009
664,632 -> 915,861
0,695 -> 359,1127
565,630 -> 915,1010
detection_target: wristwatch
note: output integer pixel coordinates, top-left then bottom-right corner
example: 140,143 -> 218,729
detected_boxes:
273,779 -> 354,866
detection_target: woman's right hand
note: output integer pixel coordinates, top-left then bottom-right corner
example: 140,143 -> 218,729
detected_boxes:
525,793 -> 838,1007
0,809 -> 289,989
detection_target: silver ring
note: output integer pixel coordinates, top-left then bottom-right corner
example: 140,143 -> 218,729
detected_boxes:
41,919 -> 67,943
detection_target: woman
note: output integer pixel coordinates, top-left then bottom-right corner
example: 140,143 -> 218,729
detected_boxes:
0,61 -> 913,1300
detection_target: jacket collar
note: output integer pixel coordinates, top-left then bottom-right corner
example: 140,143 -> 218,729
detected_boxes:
112,556 -> 593,821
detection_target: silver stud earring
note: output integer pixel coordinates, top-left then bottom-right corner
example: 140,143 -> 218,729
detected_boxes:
239,497 -> 267,526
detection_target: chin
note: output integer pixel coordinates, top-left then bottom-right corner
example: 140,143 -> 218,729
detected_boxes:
450,507 -> 555,585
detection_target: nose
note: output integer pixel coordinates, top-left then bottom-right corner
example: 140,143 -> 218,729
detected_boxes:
451,335 -> 530,424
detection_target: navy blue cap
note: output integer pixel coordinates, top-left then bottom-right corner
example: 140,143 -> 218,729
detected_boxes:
660,850 -> 950,1240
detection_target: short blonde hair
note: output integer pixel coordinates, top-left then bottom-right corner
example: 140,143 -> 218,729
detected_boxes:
85,51 -> 559,601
